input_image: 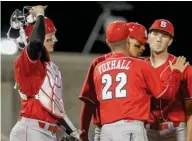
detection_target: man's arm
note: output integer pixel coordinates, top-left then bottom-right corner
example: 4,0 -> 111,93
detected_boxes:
186,66 -> 192,99
143,57 -> 188,99
187,115 -> 192,141
26,6 -> 45,60
80,102 -> 96,141
143,63 -> 181,99
79,60 -> 99,140
184,66 -> 192,141
13,6 -> 47,97
185,99 -> 192,141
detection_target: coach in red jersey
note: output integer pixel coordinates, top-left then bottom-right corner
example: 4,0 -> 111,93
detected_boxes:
9,5 -> 80,141
79,21 -> 188,141
146,19 -> 192,141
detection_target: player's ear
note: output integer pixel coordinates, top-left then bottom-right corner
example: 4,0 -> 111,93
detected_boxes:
106,39 -> 108,44
147,32 -> 151,39
106,39 -> 111,47
127,38 -> 131,46
168,38 -> 173,46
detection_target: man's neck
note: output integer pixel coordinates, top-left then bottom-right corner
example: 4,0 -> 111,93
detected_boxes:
150,51 -> 169,68
112,48 -> 130,56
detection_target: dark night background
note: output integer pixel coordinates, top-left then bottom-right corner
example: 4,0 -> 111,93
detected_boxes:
1,1 -> 192,63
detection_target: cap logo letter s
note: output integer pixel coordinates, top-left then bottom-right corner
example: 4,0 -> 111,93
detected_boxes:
160,21 -> 167,28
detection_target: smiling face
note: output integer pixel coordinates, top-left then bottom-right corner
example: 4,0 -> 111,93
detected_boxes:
43,32 -> 58,52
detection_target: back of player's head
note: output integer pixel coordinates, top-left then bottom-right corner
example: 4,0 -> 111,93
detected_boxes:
25,17 -> 56,40
106,21 -> 130,44
149,19 -> 174,37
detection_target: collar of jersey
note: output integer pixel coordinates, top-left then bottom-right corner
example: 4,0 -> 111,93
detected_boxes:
111,53 -> 127,58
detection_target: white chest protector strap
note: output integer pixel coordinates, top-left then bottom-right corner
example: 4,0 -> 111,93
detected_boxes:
14,83 -> 36,100
18,89 -> 39,100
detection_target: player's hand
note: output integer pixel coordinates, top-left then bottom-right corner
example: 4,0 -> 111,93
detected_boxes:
169,56 -> 189,73
80,130 -> 89,141
29,5 -> 47,17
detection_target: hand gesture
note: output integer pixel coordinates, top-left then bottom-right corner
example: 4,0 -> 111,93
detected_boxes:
169,56 -> 189,73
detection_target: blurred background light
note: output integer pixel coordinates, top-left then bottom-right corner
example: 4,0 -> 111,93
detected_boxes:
0,38 -> 18,55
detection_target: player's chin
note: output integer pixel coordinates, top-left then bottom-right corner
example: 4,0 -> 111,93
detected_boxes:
154,49 -> 164,54
48,47 -> 54,53
136,52 -> 142,57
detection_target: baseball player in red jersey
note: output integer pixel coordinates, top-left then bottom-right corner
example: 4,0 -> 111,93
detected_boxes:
9,5 -> 80,141
145,19 -> 192,141
80,22 -> 148,141
79,21 -> 188,141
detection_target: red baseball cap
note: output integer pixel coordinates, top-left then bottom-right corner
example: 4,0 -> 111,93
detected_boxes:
149,19 -> 174,37
25,17 -> 56,40
127,22 -> 147,44
106,21 -> 130,43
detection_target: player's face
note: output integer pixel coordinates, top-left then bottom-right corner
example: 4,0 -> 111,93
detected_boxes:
148,30 -> 173,54
127,38 -> 145,57
44,32 -> 58,53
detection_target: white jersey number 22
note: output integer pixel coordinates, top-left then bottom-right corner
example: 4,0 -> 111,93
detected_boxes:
102,72 -> 127,100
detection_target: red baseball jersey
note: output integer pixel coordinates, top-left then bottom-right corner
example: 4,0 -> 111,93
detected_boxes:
14,48 -> 58,123
80,54 -> 153,126
80,53 -> 182,125
79,53 -> 112,125
147,54 -> 192,123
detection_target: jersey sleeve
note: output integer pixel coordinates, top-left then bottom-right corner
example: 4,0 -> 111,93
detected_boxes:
183,65 -> 192,99
79,60 -> 98,104
142,62 -> 182,99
